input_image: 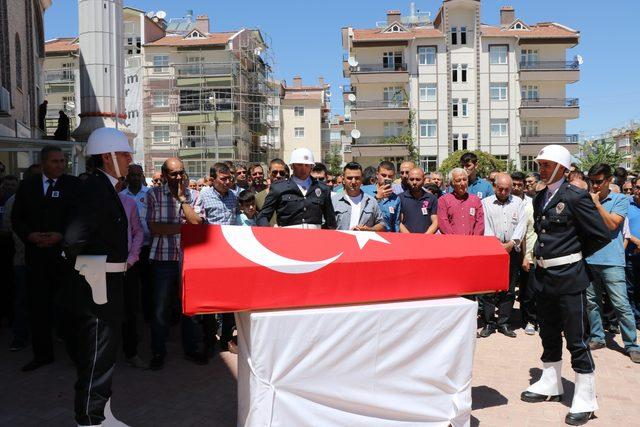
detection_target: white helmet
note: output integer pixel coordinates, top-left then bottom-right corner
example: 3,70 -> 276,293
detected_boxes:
290,148 -> 315,165
85,127 -> 133,156
535,144 -> 572,170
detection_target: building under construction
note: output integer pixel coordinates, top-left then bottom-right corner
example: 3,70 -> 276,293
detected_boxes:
141,12 -> 275,176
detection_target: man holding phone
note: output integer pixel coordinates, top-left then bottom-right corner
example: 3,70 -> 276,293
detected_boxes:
362,161 -> 401,232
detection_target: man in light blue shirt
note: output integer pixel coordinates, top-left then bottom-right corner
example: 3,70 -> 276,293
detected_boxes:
585,163 -> 640,363
361,161 -> 401,232
447,152 -> 494,199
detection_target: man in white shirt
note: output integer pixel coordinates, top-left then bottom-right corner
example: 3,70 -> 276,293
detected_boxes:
332,162 -> 384,231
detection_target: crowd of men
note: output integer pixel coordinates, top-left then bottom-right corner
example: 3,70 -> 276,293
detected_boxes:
1,135 -> 640,425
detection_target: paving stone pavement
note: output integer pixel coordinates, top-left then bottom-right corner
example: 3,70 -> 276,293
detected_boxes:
1,314 -> 639,426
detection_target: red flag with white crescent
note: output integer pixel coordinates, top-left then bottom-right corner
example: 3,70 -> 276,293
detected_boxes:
181,225 -> 508,314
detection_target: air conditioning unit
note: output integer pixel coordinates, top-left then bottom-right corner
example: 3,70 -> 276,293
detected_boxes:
0,87 -> 10,116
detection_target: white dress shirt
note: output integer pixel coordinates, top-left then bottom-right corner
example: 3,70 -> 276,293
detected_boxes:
481,194 -> 527,249
42,174 -> 57,195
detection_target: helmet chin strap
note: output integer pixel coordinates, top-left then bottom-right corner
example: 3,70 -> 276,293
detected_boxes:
545,163 -> 563,185
111,152 -> 122,178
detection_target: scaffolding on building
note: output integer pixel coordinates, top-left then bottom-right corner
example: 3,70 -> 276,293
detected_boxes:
141,29 -> 276,176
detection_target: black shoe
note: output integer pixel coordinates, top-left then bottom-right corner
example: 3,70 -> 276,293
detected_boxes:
9,339 -> 26,352
184,352 -> 208,365
520,390 -> 563,403
498,326 -> 517,338
21,358 -> 54,372
588,341 -> 605,351
565,411 -> 593,425
478,325 -> 496,338
607,324 -> 620,335
149,354 -> 164,371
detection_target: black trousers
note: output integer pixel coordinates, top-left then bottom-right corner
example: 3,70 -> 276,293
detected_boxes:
519,263 -> 538,326
537,290 -> 594,374
72,272 -> 124,426
25,249 -> 70,361
480,250 -> 522,327
122,262 -> 141,359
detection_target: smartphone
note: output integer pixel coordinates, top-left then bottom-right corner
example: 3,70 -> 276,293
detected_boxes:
384,178 -> 393,186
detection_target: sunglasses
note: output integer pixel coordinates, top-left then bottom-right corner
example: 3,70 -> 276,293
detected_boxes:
271,170 -> 286,177
623,188 -> 633,193
635,186 -> 640,190
251,172 -> 263,177
316,177 -> 326,182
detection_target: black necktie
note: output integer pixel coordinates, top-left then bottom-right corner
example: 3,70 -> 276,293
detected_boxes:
45,178 -> 54,198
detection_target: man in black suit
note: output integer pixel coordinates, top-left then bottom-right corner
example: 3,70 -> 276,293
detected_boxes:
257,148 -> 336,229
520,145 -> 610,426
12,145 -> 80,372
63,127 -> 132,427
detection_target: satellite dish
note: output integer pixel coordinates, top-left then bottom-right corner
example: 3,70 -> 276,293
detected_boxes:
146,11 -> 155,18
347,57 -> 359,67
350,129 -> 361,139
347,93 -> 356,102
574,54 -> 584,65
156,10 -> 167,19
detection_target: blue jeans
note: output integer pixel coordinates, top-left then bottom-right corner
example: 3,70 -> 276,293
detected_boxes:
586,264 -> 640,351
150,261 -> 197,357
625,256 -> 640,323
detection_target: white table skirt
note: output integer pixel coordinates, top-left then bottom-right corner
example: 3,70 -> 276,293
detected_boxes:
237,297 -> 477,427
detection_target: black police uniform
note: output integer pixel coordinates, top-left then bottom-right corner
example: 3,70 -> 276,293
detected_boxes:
63,171 -> 129,426
532,180 -> 610,373
256,177 -> 337,229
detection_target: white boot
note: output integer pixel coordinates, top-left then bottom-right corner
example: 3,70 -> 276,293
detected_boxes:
527,361 -> 564,396
569,372 -> 598,413
102,398 -> 129,427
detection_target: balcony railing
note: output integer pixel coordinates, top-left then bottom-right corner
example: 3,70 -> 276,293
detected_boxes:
520,134 -> 579,144
520,98 -> 579,108
353,100 -> 409,109
354,136 -> 409,145
519,61 -> 579,71
352,63 -> 408,73
174,63 -> 234,77
179,101 -> 233,113
179,136 -> 234,148
45,70 -> 75,83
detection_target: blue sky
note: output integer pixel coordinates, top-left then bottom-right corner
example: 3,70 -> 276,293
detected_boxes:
45,0 -> 640,138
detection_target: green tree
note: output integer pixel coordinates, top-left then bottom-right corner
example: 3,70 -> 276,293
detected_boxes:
578,138 -> 625,173
439,150 -> 507,178
324,145 -> 343,176
632,130 -> 640,172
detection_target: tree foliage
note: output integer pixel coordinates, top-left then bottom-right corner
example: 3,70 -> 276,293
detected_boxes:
439,150 -> 507,178
324,145 -> 343,176
578,138 -> 626,173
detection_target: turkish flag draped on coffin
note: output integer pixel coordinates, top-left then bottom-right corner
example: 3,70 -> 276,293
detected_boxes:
181,225 -> 508,314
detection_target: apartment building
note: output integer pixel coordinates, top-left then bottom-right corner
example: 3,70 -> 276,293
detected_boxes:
280,76 -> 331,165
258,78 -> 284,162
584,123 -> 640,170
43,38 -> 79,136
342,0 -> 580,171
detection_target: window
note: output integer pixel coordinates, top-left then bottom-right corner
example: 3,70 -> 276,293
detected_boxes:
388,24 -> 402,33
452,99 -> 468,118
460,27 -> 467,45
490,45 -> 508,65
490,82 -> 508,101
153,55 -> 169,73
15,34 -> 22,90
419,83 -> 437,102
490,119 -> 508,137
521,120 -> 539,137
452,64 -> 458,82
461,133 -> 468,150
513,22 -> 525,30
294,127 -> 304,138
294,106 -> 304,117
419,119 -> 437,138
520,49 -> 539,66
452,98 -> 459,117
384,121 -> 405,137
452,133 -> 468,151
452,64 -> 468,83
383,87 -> 404,107
153,125 -> 170,144
184,125 -> 205,147
521,85 -> 539,100
451,27 -> 457,45
383,51 -> 403,70
153,91 -> 169,107
420,156 -> 438,172
461,99 -> 468,117
461,64 -> 468,82
452,133 -> 459,151
418,47 -> 436,65
521,155 -> 539,172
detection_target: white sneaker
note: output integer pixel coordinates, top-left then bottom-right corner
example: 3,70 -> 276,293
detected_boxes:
525,323 -> 536,335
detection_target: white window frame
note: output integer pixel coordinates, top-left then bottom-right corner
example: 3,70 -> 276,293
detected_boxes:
419,83 -> 436,102
460,26 -> 467,45
521,85 -> 539,100
152,91 -> 170,107
520,49 -> 539,66
490,45 -> 508,65
153,55 -> 169,73
521,120 -> 539,137
461,64 -> 468,82
419,119 -> 437,138
153,125 -> 170,144
490,82 -> 508,101
384,121 -> 405,137
294,127 -> 305,138
420,156 -> 438,172
452,98 -> 459,117
418,47 -> 436,65
490,119 -> 509,137
294,106 -> 304,117
461,98 -> 468,117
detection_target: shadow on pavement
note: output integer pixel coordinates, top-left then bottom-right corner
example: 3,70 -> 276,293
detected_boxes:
471,385 -> 508,410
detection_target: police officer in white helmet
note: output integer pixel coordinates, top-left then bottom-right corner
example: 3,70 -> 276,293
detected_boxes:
256,148 -> 336,229
520,145 -> 610,425
63,127 -> 133,426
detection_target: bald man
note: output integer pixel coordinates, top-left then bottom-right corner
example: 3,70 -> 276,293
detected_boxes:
393,161 -> 416,195
399,168 -> 438,234
478,173 -> 527,338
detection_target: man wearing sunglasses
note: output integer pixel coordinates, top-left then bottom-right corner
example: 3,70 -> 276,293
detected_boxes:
584,163 -> 640,366
257,148 -> 336,229
521,145 -> 610,426
255,159 -> 288,226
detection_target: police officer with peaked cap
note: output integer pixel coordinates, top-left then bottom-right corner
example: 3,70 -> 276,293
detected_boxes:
257,148 -> 336,229
62,127 -> 133,427
520,145 -> 610,426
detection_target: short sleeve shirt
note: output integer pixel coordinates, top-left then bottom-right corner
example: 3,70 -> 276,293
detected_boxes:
586,192 -> 629,267
399,190 -> 438,233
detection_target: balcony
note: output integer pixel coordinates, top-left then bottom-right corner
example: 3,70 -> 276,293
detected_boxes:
350,135 -> 409,159
520,98 -> 579,119
174,63 -> 234,87
44,70 -> 75,86
45,103 -> 76,119
519,61 -> 580,82
520,134 -> 579,144
347,61 -> 409,84
178,136 -> 237,159
351,100 -> 409,121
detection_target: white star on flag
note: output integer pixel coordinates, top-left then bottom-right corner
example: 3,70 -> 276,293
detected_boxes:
338,230 -> 390,249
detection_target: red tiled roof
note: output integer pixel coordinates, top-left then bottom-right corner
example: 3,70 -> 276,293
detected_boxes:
45,38 -> 79,54
352,27 -> 443,41
283,88 -> 324,101
481,23 -> 579,39
144,31 -> 237,47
